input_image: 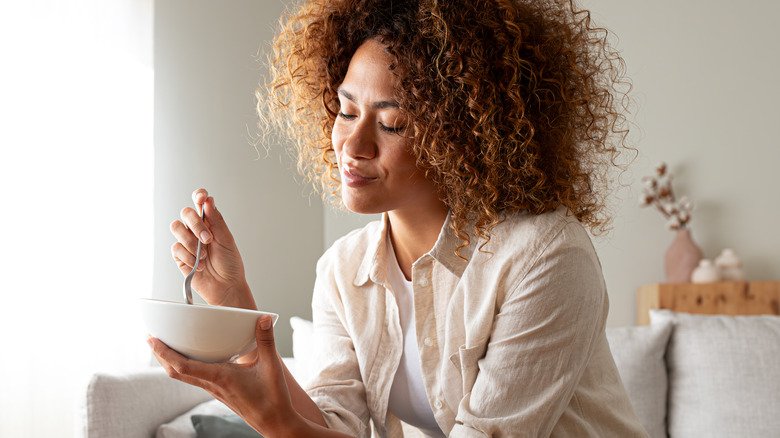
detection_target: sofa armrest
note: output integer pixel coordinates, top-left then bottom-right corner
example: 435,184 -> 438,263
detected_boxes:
76,367 -> 213,438
78,358 -> 297,438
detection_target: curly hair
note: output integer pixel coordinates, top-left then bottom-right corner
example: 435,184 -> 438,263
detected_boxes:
257,0 -> 633,252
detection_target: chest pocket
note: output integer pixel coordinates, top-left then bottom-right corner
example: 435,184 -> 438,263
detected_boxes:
448,340 -> 488,396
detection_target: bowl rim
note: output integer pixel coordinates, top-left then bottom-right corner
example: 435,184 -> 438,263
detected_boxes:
140,297 -> 278,319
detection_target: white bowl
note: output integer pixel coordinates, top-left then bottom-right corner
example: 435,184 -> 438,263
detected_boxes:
140,298 -> 279,363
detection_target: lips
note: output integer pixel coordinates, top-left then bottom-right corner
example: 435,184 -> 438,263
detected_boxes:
344,167 -> 375,179
342,165 -> 377,187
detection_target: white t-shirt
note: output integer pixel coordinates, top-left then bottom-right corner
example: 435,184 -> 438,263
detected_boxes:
386,238 -> 446,437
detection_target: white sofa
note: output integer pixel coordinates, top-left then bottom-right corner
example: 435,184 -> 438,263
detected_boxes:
78,310 -> 780,437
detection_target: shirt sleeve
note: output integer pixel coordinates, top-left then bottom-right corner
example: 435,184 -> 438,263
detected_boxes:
304,250 -> 372,438
450,222 -> 608,437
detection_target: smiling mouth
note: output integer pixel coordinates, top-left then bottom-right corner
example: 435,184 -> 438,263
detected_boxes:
344,167 -> 376,179
342,166 -> 377,187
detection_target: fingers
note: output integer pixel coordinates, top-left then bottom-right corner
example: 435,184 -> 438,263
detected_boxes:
254,315 -> 277,360
148,337 -> 222,384
170,218 -> 207,271
171,241 -> 206,272
192,188 -> 209,209
198,195 -> 233,246
189,188 -> 231,244
192,189 -> 222,231
201,196 -> 225,232
157,355 -> 210,389
170,216 -> 203,250
180,206 -> 213,244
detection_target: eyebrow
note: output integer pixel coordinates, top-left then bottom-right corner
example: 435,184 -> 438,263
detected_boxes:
338,88 -> 399,109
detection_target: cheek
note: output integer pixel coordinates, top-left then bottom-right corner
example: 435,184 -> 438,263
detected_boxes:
386,145 -> 420,177
396,142 -> 418,168
331,125 -> 345,164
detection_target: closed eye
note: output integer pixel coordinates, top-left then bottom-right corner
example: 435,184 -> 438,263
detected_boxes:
338,112 -> 405,135
380,124 -> 404,134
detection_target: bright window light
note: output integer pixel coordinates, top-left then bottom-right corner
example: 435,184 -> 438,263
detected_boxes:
0,1 -> 153,435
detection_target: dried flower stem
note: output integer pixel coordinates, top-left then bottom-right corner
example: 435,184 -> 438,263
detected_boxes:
639,162 -> 693,231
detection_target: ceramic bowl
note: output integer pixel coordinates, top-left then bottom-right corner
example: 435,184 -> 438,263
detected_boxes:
140,298 -> 279,363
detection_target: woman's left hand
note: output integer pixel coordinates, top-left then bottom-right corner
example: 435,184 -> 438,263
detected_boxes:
147,315 -> 300,437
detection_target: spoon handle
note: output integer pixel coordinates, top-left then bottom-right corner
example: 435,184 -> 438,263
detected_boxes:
183,204 -> 205,305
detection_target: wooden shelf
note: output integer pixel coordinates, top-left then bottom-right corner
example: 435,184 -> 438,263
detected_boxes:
636,281 -> 780,325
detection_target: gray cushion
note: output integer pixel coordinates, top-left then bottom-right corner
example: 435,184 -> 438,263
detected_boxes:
606,321 -> 672,438
191,414 -> 262,437
650,309 -> 780,437
156,399 -> 234,438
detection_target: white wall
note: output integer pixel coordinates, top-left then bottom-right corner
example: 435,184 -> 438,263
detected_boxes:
1,1 -> 154,435
324,207 -> 380,249
585,0 -> 780,326
154,0 -> 323,355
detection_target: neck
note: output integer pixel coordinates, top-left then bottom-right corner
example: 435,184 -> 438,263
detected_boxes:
387,202 -> 449,281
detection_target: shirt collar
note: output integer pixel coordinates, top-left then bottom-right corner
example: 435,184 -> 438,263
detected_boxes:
353,211 -> 475,287
353,213 -> 390,287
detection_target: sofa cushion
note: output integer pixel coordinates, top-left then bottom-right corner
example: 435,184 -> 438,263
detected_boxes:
605,320 -> 672,438
191,414 -> 262,437
156,399 -> 234,438
290,316 -> 315,384
650,309 -> 780,437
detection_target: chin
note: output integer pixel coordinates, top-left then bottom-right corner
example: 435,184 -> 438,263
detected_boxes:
342,191 -> 388,215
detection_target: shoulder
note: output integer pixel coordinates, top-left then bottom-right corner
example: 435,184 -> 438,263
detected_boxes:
472,206 -> 602,287
470,208 -> 608,324
487,206 -> 594,258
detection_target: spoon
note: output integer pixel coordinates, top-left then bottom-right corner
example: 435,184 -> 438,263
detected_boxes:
183,204 -> 205,305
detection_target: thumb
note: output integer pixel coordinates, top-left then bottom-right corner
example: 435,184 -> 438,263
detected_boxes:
202,196 -> 233,243
254,315 -> 276,356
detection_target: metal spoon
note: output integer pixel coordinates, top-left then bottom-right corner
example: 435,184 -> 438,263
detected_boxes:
183,205 -> 204,305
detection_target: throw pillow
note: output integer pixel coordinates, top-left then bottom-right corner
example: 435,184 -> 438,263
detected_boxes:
289,316 -> 314,384
156,399 -> 234,438
191,414 -> 262,438
605,321 -> 672,438
650,309 -> 780,437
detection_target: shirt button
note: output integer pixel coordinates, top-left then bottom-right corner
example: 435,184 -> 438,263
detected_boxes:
434,398 -> 443,409
416,276 -> 429,287
423,337 -> 434,347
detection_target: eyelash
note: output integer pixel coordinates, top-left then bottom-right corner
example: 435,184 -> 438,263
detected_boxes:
337,112 -> 404,134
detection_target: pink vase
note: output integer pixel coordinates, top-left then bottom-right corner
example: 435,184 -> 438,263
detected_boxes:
664,228 -> 704,283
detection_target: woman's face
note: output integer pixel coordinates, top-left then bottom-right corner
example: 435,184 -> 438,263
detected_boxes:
332,38 -> 440,215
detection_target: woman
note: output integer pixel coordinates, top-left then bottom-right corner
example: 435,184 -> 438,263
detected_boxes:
148,0 -> 647,436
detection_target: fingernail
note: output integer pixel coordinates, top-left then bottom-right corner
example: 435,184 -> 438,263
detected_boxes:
200,230 -> 212,243
200,250 -> 207,260
260,316 -> 272,330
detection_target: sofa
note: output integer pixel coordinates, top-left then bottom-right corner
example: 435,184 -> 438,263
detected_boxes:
77,310 -> 780,437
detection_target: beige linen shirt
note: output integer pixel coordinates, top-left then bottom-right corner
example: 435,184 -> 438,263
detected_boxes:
304,207 -> 648,438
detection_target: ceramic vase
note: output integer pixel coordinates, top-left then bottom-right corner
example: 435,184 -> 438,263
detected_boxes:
715,248 -> 746,281
664,227 -> 704,283
691,259 -> 721,283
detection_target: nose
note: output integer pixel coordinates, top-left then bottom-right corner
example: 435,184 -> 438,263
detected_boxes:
341,117 -> 377,160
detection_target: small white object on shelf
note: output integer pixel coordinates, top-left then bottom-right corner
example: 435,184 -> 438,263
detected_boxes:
715,248 -> 745,281
691,259 -> 721,283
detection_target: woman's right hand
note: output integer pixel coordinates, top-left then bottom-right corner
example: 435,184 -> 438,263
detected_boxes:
170,188 -> 256,310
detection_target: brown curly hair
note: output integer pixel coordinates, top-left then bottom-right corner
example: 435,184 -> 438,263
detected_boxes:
257,0 -> 633,251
